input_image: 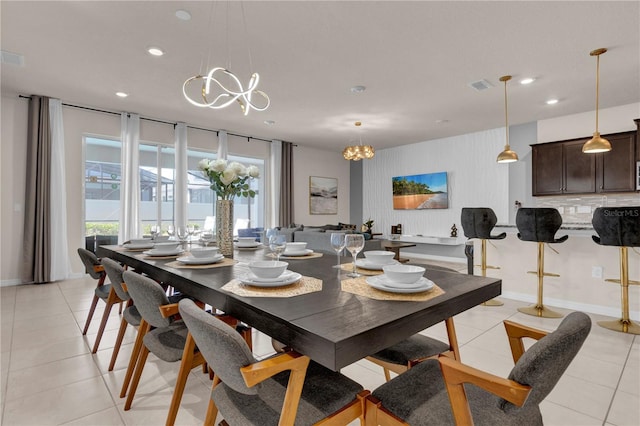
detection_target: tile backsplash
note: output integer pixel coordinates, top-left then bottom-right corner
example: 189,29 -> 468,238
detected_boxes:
534,193 -> 640,223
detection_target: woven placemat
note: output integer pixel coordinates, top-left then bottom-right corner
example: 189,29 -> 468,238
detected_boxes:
267,252 -> 324,260
165,258 -> 238,269
222,276 -> 322,298
341,276 -> 444,301
340,263 -> 383,276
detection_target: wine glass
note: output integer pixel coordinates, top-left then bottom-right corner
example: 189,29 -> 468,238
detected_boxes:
269,234 -> 287,262
330,232 -> 346,269
187,224 -> 196,247
150,225 -> 161,240
344,234 -> 365,278
167,225 -> 175,238
176,226 -> 189,248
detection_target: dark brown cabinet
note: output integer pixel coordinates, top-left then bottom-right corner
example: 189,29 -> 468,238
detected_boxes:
532,129 -> 638,196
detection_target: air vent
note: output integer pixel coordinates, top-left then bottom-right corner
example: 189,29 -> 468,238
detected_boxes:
468,79 -> 493,92
1,50 -> 24,67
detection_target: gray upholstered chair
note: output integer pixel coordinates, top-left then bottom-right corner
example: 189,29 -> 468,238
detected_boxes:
461,207 -> 507,306
101,258 -> 142,370
178,298 -> 369,426
592,206 -> 640,334
77,248 -> 123,351
515,208 -> 568,318
365,311 -> 591,426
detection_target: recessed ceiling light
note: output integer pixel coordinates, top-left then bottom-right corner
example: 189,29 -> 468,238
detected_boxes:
520,78 -> 535,85
264,120 -> 276,126
435,119 -> 449,124
116,92 -> 128,98
175,9 -> 191,21
350,85 -> 366,93
546,99 -> 559,105
147,47 -> 164,56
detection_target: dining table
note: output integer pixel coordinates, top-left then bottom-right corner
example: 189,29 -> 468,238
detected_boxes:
97,244 -> 501,371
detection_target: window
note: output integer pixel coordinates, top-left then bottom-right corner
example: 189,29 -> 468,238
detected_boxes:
84,136 -> 265,237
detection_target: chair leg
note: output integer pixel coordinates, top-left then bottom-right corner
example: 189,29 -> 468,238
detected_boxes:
120,320 -> 149,398
382,367 -> 391,382
166,333 -> 198,426
92,290 -> 119,353
118,301 -> 123,314
82,295 -> 99,335
124,345 -> 150,410
109,317 -> 129,371
204,376 -> 221,426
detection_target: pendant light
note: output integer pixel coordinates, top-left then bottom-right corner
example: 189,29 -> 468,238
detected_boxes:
496,75 -> 518,163
582,48 -> 611,153
343,121 -> 375,161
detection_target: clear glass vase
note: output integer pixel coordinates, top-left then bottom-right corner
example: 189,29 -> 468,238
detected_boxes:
216,199 -> 234,258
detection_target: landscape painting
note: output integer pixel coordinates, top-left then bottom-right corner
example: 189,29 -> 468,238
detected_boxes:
309,176 -> 338,214
392,171 -> 448,209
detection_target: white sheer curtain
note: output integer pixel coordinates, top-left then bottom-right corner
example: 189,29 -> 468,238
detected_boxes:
48,98 -> 72,281
174,123 -> 188,228
269,139 -> 282,228
118,113 -> 140,243
217,130 -> 228,160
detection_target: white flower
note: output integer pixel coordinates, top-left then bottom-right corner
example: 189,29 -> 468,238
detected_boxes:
228,161 -> 246,176
211,159 -> 227,173
247,165 -> 260,178
220,168 -> 237,185
197,159 -> 211,171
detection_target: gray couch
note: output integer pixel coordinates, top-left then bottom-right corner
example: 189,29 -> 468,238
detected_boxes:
275,226 -> 382,253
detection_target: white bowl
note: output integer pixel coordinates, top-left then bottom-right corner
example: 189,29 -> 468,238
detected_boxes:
285,242 -> 307,252
364,250 -> 396,265
153,242 -> 180,252
238,236 -> 257,243
249,261 -> 289,279
130,238 -> 152,245
382,265 -> 425,284
190,247 -> 219,258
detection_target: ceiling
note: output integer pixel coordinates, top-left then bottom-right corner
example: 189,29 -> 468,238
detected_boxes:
2,1 -> 639,152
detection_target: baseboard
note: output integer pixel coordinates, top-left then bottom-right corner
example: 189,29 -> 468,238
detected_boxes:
0,272 -> 84,288
501,291 -> 639,321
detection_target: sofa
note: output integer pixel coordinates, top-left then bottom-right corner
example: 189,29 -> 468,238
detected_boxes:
275,224 -> 382,253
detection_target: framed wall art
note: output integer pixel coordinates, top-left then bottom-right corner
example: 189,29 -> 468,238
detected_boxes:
309,176 -> 338,214
392,171 -> 448,209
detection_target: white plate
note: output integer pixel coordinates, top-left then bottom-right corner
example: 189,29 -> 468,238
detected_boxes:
176,254 -> 224,265
282,249 -> 313,257
355,259 -> 399,270
366,276 -> 434,293
239,272 -> 302,287
143,248 -> 185,257
124,243 -> 155,250
235,242 -> 261,248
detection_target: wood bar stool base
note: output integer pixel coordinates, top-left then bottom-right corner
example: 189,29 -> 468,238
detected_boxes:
598,319 -> 640,335
518,305 -> 563,318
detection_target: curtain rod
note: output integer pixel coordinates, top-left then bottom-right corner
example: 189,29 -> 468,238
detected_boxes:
18,94 -> 296,146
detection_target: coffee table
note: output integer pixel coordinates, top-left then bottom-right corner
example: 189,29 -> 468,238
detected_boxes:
381,240 -> 417,263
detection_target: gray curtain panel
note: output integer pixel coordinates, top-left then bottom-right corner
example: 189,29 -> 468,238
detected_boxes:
23,95 -> 51,284
279,141 -> 293,227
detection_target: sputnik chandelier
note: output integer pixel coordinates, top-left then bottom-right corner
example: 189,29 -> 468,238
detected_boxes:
343,121 -> 375,161
182,2 -> 269,116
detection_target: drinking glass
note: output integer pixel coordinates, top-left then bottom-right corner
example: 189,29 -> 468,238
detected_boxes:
330,232 -> 346,269
187,224 -> 196,247
150,225 -> 161,240
269,234 -> 287,262
167,225 -> 175,238
345,234 -> 365,278
176,226 -> 189,248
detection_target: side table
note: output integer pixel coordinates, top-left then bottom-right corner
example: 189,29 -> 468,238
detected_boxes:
381,240 -> 417,263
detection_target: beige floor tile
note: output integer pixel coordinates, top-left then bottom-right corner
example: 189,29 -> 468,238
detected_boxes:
6,353 -> 101,401
60,406 -> 125,426
74,306 -> 126,336
341,360 -> 387,391
457,345 -> 513,377
618,344 -> 640,396
10,322 -> 82,351
251,329 -> 278,359
563,352 -> 624,389
607,390 -> 640,426
2,376 -> 114,425
12,302 -> 72,322
547,374 -> 615,421
12,311 -> 77,334
92,335 -> 138,374
86,326 -> 137,353
417,318 -> 487,346
1,322 -> 13,351
9,335 -> 90,371
539,400 -> 603,425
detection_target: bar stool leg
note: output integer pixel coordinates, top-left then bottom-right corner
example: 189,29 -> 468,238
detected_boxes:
480,240 -> 503,306
518,242 -> 563,318
598,247 -> 640,334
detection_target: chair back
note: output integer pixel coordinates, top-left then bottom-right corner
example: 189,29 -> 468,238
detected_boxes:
515,208 -> 564,243
101,258 -> 130,301
77,248 -> 104,279
501,311 -> 591,414
123,271 -> 171,328
592,206 -> 640,247
179,299 -> 258,395
461,208 -> 505,240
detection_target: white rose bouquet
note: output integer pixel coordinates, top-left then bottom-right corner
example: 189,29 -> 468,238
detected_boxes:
198,158 -> 260,200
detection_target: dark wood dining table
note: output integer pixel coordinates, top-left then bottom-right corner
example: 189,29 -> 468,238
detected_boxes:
97,245 -> 500,371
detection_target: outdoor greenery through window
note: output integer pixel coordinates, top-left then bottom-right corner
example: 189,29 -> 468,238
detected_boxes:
84,136 -> 265,239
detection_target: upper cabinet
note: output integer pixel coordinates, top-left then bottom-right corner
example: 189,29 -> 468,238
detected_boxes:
532,123 -> 638,196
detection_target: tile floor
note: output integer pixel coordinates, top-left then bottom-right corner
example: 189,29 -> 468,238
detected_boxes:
1,260 -> 638,425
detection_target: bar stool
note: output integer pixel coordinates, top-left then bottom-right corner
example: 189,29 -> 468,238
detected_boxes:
592,206 -> 640,334
461,207 -> 506,306
515,208 -> 568,318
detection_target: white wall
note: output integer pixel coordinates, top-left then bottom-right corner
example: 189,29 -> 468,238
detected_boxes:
363,128 -> 509,237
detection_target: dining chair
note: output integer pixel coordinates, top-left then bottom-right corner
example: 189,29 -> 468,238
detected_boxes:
365,311 -> 591,426
178,298 -> 370,426
77,248 -> 123,351
100,258 -> 141,370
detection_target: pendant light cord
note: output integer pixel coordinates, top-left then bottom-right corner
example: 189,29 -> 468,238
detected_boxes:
595,53 -> 600,134
504,78 -> 509,147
